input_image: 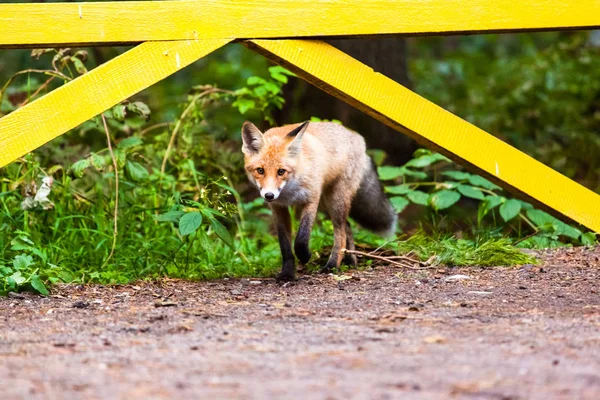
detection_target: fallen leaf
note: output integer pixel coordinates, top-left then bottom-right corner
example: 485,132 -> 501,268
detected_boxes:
423,335 -> 446,344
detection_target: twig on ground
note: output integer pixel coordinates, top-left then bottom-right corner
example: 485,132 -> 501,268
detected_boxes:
344,249 -> 436,270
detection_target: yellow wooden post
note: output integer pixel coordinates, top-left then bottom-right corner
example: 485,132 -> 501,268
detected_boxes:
246,39 -> 600,232
0,1 -> 599,47
0,39 -> 228,168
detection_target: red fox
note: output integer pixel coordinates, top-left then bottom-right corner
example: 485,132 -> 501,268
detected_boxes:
241,121 -> 397,282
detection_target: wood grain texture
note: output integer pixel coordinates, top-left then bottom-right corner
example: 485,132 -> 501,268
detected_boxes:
1,0 -> 599,47
0,39 -> 228,168
246,39 -> 600,232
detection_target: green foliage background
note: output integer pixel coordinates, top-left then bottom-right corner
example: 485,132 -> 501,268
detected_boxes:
1,31 -> 599,294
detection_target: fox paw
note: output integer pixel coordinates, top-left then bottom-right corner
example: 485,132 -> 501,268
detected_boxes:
320,264 -> 335,274
276,271 -> 296,282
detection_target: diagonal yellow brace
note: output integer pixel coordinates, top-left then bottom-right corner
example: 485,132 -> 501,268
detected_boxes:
247,39 -> 600,232
0,39 -> 229,168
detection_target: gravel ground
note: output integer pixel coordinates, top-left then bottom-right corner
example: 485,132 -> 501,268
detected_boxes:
1,246 -> 599,399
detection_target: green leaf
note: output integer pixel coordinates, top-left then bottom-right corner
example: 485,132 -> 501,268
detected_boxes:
10,236 -> 35,252
385,184 -> 411,195
518,200 -> 534,210
13,254 -> 34,270
246,76 -> 266,86
389,196 -> 409,213
200,207 -> 227,219
269,65 -> 295,83
467,175 -> 501,191
70,159 -> 90,178
70,56 -> 88,74
155,211 -> 185,223
252,85 -> 267,97
404,153 -> 449,168
526,209 -> 555,230
126,102 -> 151,121
457,184 -> 485,200
377,166 -> 405,180
197,229 -> 211,251
412,148 -> 433,158
112,104 -> 126,122
117,137 -> 143,150
263,81 -> 281,95
379,160 -> 430,180
484,196 -> 504,210
125,161 -> 149,182
90,153 -> 106,171
441,171 -> 471,181
233,98 -> 256,114
407,190 -> 430,206
553,221 -> 581,240
210,218 -> 233,248
430,190 -> 461,210
30,275 -> 49,296
499,199 -> 522,222
9,271 -> 26,285
580,232 -> 597,246
58,270 -> 74,283
402,169 -> 428,180
114,149 -> 127,169
179,212 -> 202,236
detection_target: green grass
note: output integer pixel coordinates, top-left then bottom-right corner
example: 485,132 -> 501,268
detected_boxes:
1,192 -> 539,296
391,233 -> 537,266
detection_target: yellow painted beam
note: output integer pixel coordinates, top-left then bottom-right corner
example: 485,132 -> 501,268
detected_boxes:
1,1 -> 600,47
0,39 -> 228,168
246,39 -> 600,232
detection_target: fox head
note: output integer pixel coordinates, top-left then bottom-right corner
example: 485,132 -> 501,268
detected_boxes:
241,121 -> 309,203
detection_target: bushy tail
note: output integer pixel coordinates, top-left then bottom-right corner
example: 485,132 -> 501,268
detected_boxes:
349,158 -> 398,237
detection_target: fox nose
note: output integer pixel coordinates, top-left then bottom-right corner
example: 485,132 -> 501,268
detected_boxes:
264,192 -> 275,201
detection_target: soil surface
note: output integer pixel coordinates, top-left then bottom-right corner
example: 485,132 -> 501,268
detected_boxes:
1,247 -> 600,400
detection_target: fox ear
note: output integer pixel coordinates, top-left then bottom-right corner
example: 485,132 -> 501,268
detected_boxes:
286,121 -> 309,157
241,121 -> 264,155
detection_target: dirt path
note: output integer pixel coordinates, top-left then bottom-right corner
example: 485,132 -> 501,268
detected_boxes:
1,247 -> 600,400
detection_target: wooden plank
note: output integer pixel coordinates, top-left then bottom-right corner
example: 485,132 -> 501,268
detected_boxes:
246,39 -> 600,232
0,39 -> 228,168
1,1 -> 600,47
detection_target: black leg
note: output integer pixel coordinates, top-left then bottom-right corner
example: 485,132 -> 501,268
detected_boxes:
342,221 -> 358,267
294,202 -> 318,265
272,206 -> 295,282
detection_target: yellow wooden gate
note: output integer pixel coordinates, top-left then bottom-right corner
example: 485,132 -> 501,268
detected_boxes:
1,1 -> 599,232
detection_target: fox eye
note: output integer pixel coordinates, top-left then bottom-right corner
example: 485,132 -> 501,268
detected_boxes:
256,167 -> 264,174
277,169 -> 286,176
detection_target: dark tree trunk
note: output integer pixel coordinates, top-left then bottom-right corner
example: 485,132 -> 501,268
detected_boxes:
275,38 -> 418,165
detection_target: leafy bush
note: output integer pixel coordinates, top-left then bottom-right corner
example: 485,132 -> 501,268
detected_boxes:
0,50 -> 291,295
376,149 -> 596,247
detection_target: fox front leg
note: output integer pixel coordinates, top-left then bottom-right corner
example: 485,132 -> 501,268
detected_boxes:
294,202 -> 318,265
272,206 -> 296,282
